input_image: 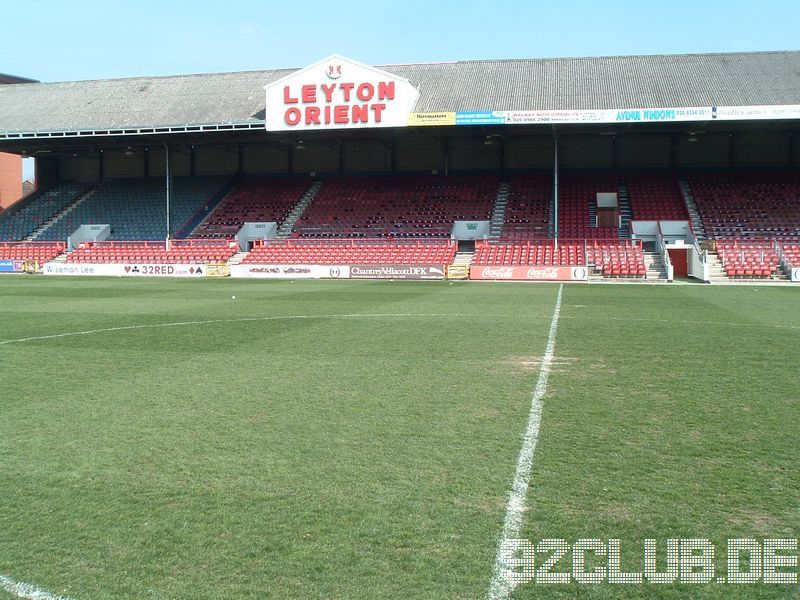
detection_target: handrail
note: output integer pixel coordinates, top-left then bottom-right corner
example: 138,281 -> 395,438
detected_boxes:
693,239 -> 706,264
775,239 -> 794,277
265,237 -> 455,248
656,232 -> 673,281
0,240 -> 65,248
83,238 -> 234,249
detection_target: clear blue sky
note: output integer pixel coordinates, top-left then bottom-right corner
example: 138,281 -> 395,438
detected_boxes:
3,0 -> 799,82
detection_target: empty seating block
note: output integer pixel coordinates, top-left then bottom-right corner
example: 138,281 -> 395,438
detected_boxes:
0,183 -> 85,241
38,176 -> 226,242
716,240 -> 779,278
499,174 -> 552,240
558,173 -> 620,240
473,241 -> 584,266
292,175 -> 498,238
0,242 -> 65,263
242,240 -> 456,265
192,179 -> 312,238
625,174 -> 689,220
66,240 -> 235,264
783,242 -> 800,267
689,171 -> 800,239
585,241 -> 646,278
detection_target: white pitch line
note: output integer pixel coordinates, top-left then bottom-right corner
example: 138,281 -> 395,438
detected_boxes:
0,313 -> 479,346
0,574 -> 75,600
488,283 -> 563,600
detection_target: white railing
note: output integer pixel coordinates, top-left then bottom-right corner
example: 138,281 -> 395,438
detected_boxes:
656,232 -> 674,281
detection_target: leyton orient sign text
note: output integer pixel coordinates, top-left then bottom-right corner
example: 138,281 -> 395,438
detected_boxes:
264,55 -> 420,132
282,81 -> 396,126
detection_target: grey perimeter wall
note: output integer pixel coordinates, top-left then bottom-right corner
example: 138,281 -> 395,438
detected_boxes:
53,133 -> 800,181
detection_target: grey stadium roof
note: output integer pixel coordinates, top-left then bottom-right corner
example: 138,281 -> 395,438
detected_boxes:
1,50 -> 799,138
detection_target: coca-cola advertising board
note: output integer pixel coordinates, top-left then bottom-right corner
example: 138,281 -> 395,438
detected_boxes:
470,265 -> 587,281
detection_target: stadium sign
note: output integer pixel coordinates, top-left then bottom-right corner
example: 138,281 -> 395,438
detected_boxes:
43,262 -> 208,277
0,259 -> 23,273
230,264 -> 350,279
349,265 -> 445,280
265,55 -> 419,131
470,265 -> 587,281
408,105 -> 800,127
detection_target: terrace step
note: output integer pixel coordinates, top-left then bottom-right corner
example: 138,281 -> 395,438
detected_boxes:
705,252 -> 729,283
774,269 -> 791,281
678,178 -> 707,240
451,251 -> 474,266
588,200 -> 598,228
617,181 -> 632,239
643,251 -> 669,281
228,251 -> 250,265
277,181 -> 324,239
489,181 -> 511,238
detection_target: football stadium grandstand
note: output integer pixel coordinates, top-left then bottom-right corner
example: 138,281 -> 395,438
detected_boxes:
0,51 -> 798,282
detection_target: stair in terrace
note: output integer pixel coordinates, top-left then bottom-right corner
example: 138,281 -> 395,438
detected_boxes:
488,181 -> 510,238
277,181 -> 324,238
678,178 -> 707,240
705,252 -> 728,283
588,200 -> 598,228
228,251 -> 250,265
617,181 -> 632,238
451,251 -> 474,266
643,251 -> 669,281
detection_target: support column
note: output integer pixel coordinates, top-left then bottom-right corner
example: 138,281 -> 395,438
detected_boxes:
553,131 -> 559,250
728,132 -> 735,168
669,133 -> 677,168
165,144 -> 172,246
612,134 -> 618,169
443,137 -> 449,176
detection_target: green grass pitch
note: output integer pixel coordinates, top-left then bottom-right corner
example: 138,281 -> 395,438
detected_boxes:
0,277 -> 798,599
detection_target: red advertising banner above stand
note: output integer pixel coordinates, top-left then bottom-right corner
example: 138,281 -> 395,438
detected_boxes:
264,54 -> 420,132
470,265 -> 588,281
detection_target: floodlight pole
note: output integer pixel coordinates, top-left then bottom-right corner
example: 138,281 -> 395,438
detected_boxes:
553,129 -> 559,251
165,143 -> 172,249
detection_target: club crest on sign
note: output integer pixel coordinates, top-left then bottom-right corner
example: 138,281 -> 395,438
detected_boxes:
326,64 -> 342,80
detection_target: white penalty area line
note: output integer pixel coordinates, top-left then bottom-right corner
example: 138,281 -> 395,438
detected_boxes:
488,283 -> 563,600
0,313 -> 478,346
0,574 -> 75,600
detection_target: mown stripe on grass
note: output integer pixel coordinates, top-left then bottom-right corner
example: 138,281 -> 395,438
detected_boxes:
0,313 -> 479,346
488,283 -> 563,600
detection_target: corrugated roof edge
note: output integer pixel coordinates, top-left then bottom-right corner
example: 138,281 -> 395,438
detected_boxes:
429,49 -> 800,65
0,72 -> 39,84
21,50 -> 800,86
